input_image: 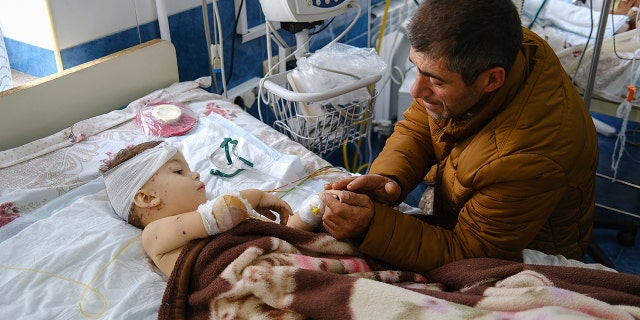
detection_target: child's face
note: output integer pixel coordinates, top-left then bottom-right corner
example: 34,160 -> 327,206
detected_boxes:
139,151 -> 207,225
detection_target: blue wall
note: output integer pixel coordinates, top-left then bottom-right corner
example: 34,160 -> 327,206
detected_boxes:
4,37 -> 57,77
6,0 -> 371,94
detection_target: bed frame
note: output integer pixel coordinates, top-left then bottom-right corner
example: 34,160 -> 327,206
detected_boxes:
0,39 -> 179,151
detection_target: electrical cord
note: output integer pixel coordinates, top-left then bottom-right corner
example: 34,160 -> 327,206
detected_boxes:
211,0 -> 228,97
201,0 -> 218,93
526,0 -> 548,29
571,2 -> 595,85
258,1 -> 362,116
309,18 -> 336,36
225,0 -> 245,87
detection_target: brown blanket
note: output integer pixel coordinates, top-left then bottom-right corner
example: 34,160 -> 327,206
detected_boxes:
159,220 -> 640,319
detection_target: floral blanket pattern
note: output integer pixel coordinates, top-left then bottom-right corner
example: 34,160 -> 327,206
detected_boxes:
160,220 -> 640,320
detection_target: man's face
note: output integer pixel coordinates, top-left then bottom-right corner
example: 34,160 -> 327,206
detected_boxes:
409,48 -> 487,121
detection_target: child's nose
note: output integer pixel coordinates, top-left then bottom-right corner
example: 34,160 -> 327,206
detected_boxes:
193,172 -> 201,180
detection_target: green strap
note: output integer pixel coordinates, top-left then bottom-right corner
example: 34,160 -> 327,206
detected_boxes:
210,168 -> 245,178
210,137 -> 254,177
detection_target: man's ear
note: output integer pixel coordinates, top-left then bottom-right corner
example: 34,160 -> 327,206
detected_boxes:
133,190 -> 160,209
478,66 -> 506,93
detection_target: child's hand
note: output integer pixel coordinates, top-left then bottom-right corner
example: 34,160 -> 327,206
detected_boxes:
239,189 -> 293,225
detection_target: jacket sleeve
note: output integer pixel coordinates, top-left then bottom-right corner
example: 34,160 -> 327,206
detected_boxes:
359,155 -> 568,274
369,99 -> 437,202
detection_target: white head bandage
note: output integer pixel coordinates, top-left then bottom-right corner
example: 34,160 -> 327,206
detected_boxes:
104,143 -> 179,221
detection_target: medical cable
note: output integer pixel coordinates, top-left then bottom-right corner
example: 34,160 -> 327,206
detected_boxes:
327,1 -> 361,47
612,85 -> 635,180
571,1 -> 595,85
201,0 -> 219,93
211,0 -> 228,98
265,166 -> 348,198
131,0 -> 143,44
526,0 -> 547,30
225,0 -> 245,87
375,0 -> 391,54
257,27 -> 315,122
257,1 -> 361,122
267,20 -> 290,49
340,0 -> 382,173
345,0 -> 392,173
309,18 -> 336,36
257,0 -> 370,168
206,137 -> 342,197
373,0 -> 414,106
611,14 -> 640,180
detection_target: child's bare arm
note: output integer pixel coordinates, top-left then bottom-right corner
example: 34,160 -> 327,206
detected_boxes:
142,190 -> 291,276
141,210 -> 207,276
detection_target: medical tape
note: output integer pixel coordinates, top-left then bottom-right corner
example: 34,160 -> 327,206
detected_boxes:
297,194 -> 325,227
197,192 -> 254,235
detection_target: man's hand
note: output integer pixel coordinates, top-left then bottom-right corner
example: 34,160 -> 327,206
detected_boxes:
325,174 -> 401,204
320,190 -> 374,240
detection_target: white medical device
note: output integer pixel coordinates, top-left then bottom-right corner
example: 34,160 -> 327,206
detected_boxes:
258,0 -> 382,158
259,0 -> 351,22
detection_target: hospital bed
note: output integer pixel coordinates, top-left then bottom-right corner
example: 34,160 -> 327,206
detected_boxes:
522,0 -> 640,254
523,0 -> 640,121
1,39 -> 639,319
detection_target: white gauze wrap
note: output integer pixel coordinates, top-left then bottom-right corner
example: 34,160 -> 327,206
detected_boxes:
297,194 -> 325,227
104,144 -> 179,221
197,192 -> 254,235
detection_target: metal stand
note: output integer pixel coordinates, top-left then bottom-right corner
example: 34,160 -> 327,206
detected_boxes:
583,0 -> 612,109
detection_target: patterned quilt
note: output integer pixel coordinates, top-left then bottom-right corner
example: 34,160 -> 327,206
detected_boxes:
160,220 -> 640,320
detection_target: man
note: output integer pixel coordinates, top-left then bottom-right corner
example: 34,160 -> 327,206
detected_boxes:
320,0 -> 598,274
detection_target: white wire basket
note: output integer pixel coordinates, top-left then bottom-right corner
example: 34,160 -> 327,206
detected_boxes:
261,71 -> 381,156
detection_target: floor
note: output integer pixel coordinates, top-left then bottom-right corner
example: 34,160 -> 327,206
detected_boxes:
322,111 -> 640,276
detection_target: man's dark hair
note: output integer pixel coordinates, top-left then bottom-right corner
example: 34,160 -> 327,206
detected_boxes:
406,0 -> 523,85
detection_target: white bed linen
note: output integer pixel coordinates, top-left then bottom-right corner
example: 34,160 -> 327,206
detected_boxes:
0,179 -> 166,319
522,0 -> 640,106
0,78 -> 348,319
522,0 -> 628,49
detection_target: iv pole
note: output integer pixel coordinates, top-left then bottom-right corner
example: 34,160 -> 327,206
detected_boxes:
583,0 -> 640,220
583,0 -> 611,109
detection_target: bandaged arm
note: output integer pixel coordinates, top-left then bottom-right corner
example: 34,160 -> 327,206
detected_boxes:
142,190 -> 291,276
197,192 -> 254,235
141,192 -> 254,276
287,190 -> 340,231
288,194 -> 325,231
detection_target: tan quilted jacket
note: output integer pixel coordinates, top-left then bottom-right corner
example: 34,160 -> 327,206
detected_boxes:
360,28 -> 598,273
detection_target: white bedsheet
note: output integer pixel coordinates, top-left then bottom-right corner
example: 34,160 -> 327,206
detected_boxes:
522,0 -> 640,106
0,129 -> 330,319
0,80 -> 346,319
522,0 -> 628,49
0,179 -> 166,319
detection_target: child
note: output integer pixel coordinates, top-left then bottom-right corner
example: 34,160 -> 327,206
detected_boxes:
102,141 -> 294,277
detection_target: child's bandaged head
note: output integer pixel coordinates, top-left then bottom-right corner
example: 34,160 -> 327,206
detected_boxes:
104,143 -> 179,221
